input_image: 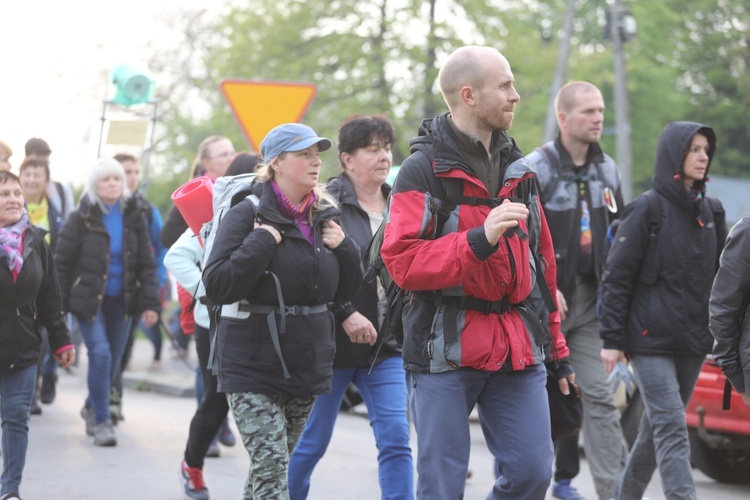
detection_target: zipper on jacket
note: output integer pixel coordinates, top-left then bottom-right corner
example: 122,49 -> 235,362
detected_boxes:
85,213 -> 111,320
503,236 -> 517,290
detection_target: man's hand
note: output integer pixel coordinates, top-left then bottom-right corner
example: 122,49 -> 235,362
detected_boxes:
557,372 -> 576,395
483,199 -> 529,246
556,289 -> 568,322
601,348 -> 625,374
342,311 -> 378,345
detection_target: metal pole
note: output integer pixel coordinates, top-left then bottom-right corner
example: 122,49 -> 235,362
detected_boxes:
612,0 -> 633,202
97,100 -> 109,159
542,0 -> 577,143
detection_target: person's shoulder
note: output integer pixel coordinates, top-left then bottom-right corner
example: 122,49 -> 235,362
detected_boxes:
729,215 -> 750,237
525,141 -> 555,171
704,195 -> 724,212
599,151 -> 619,170
393,152 -> 437,194
324,173 -> 346,199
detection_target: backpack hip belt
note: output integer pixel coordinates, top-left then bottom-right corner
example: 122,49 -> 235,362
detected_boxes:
222,301 -> 329,318
209,267 -> 328,380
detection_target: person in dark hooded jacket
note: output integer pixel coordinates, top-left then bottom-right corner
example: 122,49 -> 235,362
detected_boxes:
709,214 -> 750,407
599,121 -> 727,499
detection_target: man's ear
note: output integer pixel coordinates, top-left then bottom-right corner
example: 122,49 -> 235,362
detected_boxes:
460,86 -> 475,106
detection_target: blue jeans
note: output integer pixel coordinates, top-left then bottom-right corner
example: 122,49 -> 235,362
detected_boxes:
289,356 -> 413,500
410,364 -> 552,500
78,296 -> 132,424
1,363 -> 37,496
616,354 -> 704,500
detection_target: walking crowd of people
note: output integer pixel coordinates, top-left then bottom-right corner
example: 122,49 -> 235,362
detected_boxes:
1,44 -> 748,500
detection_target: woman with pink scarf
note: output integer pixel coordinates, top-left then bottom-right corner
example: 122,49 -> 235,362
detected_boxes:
0,170 -> 75,500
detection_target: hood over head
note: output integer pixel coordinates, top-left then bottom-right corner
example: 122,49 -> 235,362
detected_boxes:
652,121 -> 716,209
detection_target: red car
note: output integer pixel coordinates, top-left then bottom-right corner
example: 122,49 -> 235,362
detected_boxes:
686,357 -> 750,483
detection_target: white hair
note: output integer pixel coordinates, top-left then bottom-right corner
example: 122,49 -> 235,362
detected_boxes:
84,157 -> 131,211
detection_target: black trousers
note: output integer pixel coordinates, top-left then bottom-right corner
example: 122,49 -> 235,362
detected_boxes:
184,324 -> 230,468
554,433 -> 580,481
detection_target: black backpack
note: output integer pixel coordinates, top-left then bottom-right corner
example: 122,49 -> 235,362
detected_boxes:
602,189 -> 663,286
364,175 -> 552,347
601,189 -> 726,288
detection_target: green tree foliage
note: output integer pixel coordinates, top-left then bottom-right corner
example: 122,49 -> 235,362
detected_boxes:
666,0 -> 749,177
150,0 -> 747,210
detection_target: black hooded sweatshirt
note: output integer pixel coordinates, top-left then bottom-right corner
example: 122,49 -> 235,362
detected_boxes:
599,121 -> 727,356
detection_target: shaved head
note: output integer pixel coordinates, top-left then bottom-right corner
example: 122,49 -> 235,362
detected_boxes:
439,46 -> 507,110
554,81 -> 601,115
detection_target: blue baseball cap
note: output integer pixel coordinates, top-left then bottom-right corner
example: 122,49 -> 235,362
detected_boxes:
260,123 -> 332,163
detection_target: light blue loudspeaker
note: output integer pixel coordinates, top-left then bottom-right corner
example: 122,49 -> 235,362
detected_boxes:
111,64 -> 156,106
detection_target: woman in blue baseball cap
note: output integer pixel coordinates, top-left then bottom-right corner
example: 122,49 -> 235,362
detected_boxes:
202,123 -> 363,499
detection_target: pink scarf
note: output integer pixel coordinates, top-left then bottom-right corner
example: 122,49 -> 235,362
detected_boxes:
270,181 -> 316,245
0,211 -> 29,277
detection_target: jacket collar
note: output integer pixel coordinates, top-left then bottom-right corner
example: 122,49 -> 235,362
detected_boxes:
328,173 -> 391,211
554,135 -> 606,171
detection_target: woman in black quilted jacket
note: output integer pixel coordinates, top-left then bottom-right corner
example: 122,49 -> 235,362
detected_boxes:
55,158 -> 160,447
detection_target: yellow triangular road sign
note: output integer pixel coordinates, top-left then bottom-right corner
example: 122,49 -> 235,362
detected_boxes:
220,79 -> 317,153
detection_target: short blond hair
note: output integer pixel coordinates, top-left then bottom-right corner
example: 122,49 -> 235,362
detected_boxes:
554,81 -> 600,116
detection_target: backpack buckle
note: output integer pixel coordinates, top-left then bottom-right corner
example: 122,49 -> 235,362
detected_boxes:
284,305 -> 300,315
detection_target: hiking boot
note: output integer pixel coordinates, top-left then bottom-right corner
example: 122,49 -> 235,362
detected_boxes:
81,406 -> 96,436
93,420 -> 117,447
29,392 -> 42,415
180,460 -> 209,500
40,373 -> 57,404
552,479 -> 583,500
205,437 -> 220,458
217,420 -> 236,447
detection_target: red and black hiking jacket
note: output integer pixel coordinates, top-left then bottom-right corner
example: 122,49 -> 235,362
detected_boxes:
382,113 -> 570,374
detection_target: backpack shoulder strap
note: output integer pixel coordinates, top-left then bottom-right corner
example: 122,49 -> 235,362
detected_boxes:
643,189 -> 662,239
538,144 -> 561,203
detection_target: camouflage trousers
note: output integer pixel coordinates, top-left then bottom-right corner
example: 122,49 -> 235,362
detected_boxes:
227,391 -> 316,500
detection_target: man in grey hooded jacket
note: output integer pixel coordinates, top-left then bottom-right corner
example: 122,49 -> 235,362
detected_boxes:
710,214 -> 750,406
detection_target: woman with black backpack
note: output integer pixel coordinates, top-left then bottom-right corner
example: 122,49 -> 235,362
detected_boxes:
599,121 -> 727,499
202,123 -> 363,499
